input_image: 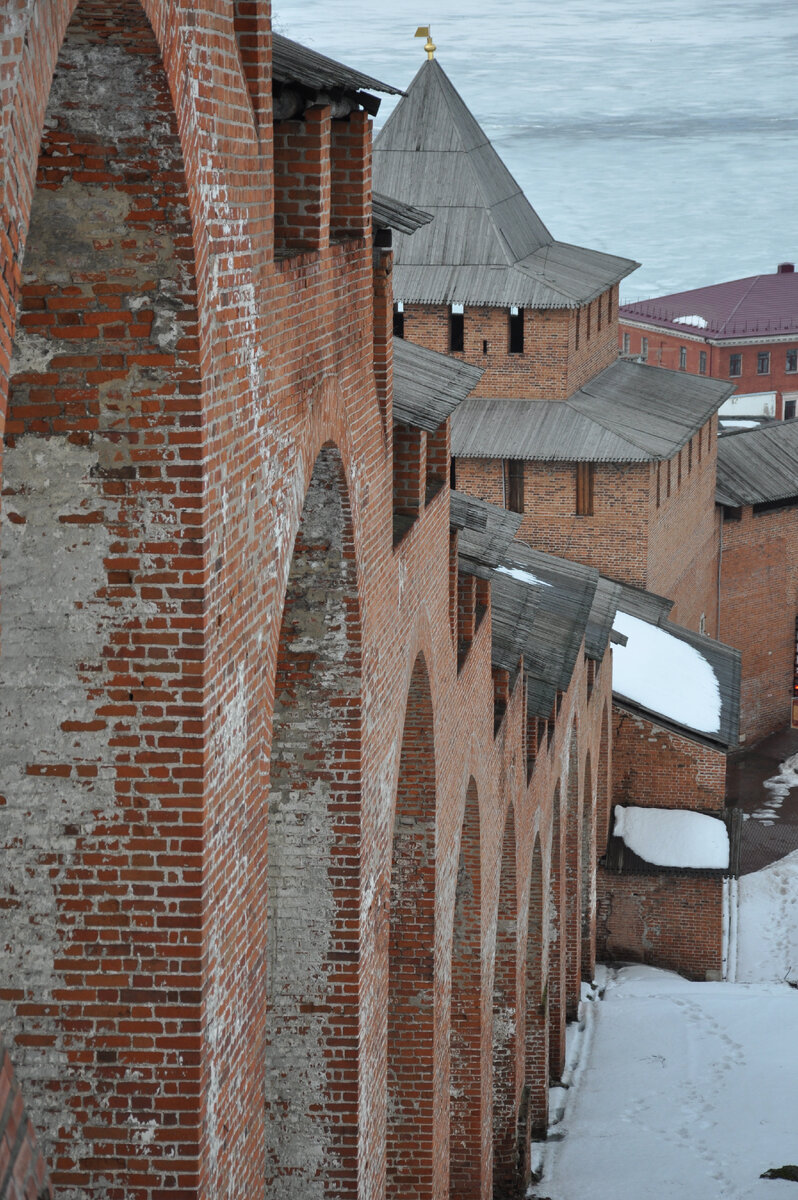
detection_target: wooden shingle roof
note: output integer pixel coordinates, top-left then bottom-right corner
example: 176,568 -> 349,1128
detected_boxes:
373,59 -> 637,309
392,338 -> 482,432
373,192 -> 433,236
272,34 -> 402,105
716,419 -> 798,507
452,359 -> 734,462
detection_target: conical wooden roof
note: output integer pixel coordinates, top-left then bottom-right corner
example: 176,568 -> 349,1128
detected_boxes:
374,59 -> 637,308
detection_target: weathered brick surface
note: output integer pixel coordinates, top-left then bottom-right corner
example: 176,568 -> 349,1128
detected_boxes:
402,287 -> 618,401
595,870 -> 725,981
0,4 -> 612,1199
612,706 -> 727,814
0,1044 -> 53,1200
719,503 -> 798,744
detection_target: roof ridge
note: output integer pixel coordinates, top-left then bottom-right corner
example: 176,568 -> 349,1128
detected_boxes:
718,274 -> 763,336
564,394 -> 654,456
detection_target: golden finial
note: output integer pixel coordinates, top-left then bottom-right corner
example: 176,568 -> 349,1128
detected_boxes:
414,25 -> 436,60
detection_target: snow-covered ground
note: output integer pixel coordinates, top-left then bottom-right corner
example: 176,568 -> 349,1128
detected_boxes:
536,849 -> 798,1199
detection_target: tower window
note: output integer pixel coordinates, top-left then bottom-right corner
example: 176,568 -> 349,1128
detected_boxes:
450,304 -> 464,352
504,459 -> 524,513
393,301 -> 404,338
508,307 -> 524,354
576,462 -> 594,516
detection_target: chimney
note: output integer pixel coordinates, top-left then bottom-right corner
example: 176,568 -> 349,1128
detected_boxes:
777,262 -> 795,274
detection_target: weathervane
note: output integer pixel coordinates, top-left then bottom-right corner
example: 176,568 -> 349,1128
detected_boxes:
415,25 -> 436,60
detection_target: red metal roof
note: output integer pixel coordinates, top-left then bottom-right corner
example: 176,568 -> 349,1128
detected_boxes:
620,265 -> 798,340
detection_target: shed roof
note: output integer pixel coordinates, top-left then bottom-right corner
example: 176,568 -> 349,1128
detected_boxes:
272,34 -> 402,104
450,490 -> 522,567
373,192 -> 433,235
392,338 -> 482,432
373,59 -> 637,309
452,359 -> 733,462
620,265 -> 798,340
585,575 -> 623,661
716,419 -> 798,506
611,609 -> 740,750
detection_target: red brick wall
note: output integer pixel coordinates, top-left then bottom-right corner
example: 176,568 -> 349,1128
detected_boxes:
595,870 -> 724,980
719,503 -> 798,743
401,285 -> 618,401
612,705 -> 727,814
0,5 -> 627,1199
646,417 -> 720,633
0,1045 -> 52,1200
620,321 -> 798,419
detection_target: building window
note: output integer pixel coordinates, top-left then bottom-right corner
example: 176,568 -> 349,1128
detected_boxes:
597,295 -> 602,332
482,339 -> 488,355
757,351 -> 771,375
787,349 -> 798,373
508,306 -> 524,354
699,612 -> 706,635
576,462 -> 594,516
575,310 -> 580,350
641,336 -> 648,362
622,332 -> 630,355
785,399 -> 797,420
450,304 -> 464,352
679,346 -> 687,370
504,459 -> 524,513
729,353 -> 742,376
393,301 -> 404,338
699,350 -> 707,375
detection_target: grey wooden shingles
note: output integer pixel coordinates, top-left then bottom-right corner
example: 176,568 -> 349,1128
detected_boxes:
716,420 -> 798,506
373,59 -> 637,309
271,34 -> 402,98
452,359 -> 734,462
392,339 -> 482,432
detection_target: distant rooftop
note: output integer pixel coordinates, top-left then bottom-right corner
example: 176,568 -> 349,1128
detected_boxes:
452,358 -> 733,463
373,59 -> 637,309
620,264 -> 798,340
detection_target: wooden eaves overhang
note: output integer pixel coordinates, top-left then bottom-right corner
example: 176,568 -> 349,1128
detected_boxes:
452,359 -> 736,462
392,337 -> 483,432
451,492 -> 600,717
271,32 -> 403,119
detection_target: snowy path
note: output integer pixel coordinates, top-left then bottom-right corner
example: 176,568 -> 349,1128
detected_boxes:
537,850 -> 798,1200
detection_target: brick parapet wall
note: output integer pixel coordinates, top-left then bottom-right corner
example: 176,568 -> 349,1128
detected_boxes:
0,4 -> 615,1198
719,503 -> 798,743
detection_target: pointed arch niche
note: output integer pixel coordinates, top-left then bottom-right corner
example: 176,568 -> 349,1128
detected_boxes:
548,779 -> 567,1081
0,1 -> 203,1188
449,780 -> 483,1200
492,806 -> 521,1196
581,751 -> 597,982
525,835 -> 548,1138
266,446 -> 363,1200
387,653 -> 437,1198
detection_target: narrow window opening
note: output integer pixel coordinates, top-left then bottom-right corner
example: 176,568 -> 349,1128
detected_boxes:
504,459 -> 524,514
757,351 -> 770,375
699,350 -> 707,375
656,461 -> 661,508
586,303 -> 591,340
679,346 -> 687,370
729,352 -> 742,377
622,332 -> 630,355
450,304 -> 464,353
575,310 -> 580,351
393,301 -> 404,339
508,306 -> 524,354
482,339 -> 488,355
641,336 -> 648,362
607,289 -> 613,322
597,296 -> 602,332
575,462 -> 594,516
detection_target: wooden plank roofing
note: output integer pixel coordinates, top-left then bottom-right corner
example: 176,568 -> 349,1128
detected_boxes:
271,34 -> 402,101
452,359 -> 734,462
716,420 -> 798,506
392,338 -> 482,432
373,192 -> 433,235
373,59 -> 637,308
450,490 -> 521,566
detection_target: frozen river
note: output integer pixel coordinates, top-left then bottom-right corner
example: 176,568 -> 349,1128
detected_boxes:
275,0 -> 798,302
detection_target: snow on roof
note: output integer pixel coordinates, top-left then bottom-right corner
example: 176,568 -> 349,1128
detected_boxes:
495,564 -> 552,588
611,612 -> 721,734
673,313 -> 708,329
614,805 -> 729,869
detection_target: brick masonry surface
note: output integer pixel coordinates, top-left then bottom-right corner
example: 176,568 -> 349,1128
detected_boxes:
0,4 -> 613,1199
